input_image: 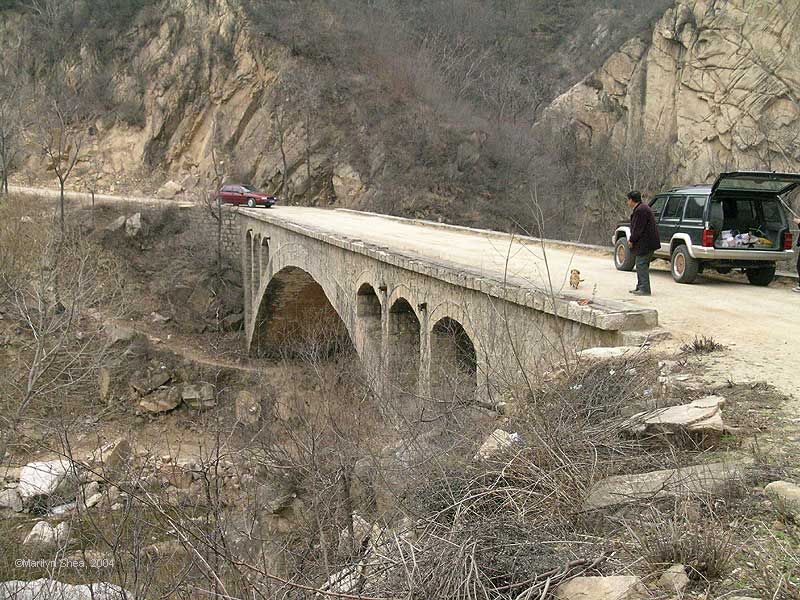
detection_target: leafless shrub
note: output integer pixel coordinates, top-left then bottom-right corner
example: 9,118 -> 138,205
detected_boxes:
624,503 -> 735,580
681,335 -> 725,355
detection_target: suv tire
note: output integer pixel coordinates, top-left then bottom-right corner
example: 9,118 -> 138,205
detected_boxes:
614,238 -> 635,271
671,245 -> 699,284
745,265 -> 776,286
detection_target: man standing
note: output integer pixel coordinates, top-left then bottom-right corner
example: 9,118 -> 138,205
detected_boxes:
626,190 -> 660,296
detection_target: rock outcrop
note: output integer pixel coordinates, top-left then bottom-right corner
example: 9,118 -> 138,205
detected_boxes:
548,0 -> 800,182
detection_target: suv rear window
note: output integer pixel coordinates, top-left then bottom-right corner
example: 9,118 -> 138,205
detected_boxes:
684,195 -> 705,220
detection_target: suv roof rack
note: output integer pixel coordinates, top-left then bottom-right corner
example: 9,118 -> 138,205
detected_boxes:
666,183 -> 708,192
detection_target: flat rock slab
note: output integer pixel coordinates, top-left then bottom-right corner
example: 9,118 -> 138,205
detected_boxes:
556,576 -> 647,600
585,461 -> 747,510
17,460 -> 79,506
138,387 -> 182,413
577,346 -> 644,361
474,429 -> 522,461
623,395 -> 726,437
765,480 -> 800,521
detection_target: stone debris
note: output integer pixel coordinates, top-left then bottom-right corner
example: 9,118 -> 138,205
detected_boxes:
658,564 -> 689,593
98,367 -> 113,404
585,461 -> 747,510
88,438 -> 132,476
182,383 -> 216,411
235,390 -> 261,425
474,429 -> 523,461
765,480 -> 800,521
23,521 -> 70,549
105,215 -> 127,232
156,180 -> 184,199
125,212 -> 144,237
0,579 -> 133,600
622,395 -> 726,439
555,575 -> 647,600
0,489 -> 23,512
576,346 -> 644,361
130,370 -> 171,395
17,460 -> 80,508
138,387 -> 182,413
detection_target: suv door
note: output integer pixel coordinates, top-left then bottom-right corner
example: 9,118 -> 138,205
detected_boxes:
659,195 -> 687,244
648,196 -> 669,255
681,195 -> 707,246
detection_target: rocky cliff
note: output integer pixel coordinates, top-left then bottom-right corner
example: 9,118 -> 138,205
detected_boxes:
550,0 -> 800,182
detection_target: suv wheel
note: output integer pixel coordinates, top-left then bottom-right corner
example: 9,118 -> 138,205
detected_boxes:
671,245 -> 699,284
247,197 -> 256,208
613,238 -> 635,271
745,265 -> 775,286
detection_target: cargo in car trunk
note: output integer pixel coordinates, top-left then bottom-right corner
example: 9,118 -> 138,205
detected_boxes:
709,196 -> 783,249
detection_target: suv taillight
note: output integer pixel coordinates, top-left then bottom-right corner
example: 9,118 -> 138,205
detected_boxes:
785,231 -> 793,250
702,229 -> 715,247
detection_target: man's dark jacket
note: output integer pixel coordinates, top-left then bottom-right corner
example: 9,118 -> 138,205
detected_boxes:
629,202 -> 661,256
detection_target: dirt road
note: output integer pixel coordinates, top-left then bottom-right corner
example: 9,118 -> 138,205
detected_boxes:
256,207 -> 798,401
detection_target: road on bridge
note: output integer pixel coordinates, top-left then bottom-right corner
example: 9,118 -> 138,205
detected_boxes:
255,206 -> 798,402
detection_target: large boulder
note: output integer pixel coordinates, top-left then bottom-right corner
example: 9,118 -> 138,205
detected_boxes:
0,579 -> 133,600
585,461 -> 747,510
17,460 -> 81,508
555,576 -> 647,600
765,480 -> 800,521
474,429 -> 523,461
22,521 -> 70,550
156,180 -> 184,199
124,212 -> 144,238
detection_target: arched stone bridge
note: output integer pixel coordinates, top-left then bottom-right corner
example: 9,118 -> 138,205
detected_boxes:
240,208 -> 658,403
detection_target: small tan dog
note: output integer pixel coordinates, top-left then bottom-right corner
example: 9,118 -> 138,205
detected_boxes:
569,269 -> 584,289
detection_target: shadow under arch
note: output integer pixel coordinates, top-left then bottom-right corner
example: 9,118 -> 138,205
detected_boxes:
386,297 -> 420,398
251,266 -> 352,359
430,316 -> 477,404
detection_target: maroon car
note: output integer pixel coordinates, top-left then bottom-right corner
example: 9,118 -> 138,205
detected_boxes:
217,184 -> 277,208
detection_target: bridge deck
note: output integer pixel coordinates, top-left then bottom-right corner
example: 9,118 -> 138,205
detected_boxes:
241,207 -> 657,333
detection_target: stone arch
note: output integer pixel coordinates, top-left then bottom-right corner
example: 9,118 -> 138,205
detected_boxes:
386,297 -> 421,398
250,266 -> 351,358
355,282 -> 383,386
430,316 -> 478,404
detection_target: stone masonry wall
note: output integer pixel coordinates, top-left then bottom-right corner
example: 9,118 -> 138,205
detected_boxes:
183,204 -> 241,264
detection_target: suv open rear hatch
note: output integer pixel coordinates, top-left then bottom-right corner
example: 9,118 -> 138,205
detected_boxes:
710,171 -> 800,198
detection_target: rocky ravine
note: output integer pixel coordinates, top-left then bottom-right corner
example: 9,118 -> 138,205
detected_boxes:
549,0 -> 800,183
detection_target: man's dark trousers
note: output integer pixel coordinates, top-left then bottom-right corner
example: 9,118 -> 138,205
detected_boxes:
635,252 -> 654,294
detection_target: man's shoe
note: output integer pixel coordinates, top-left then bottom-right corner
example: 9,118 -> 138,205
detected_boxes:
628,289 -> 640,294
630,290 -> 651,296
793,286 -> 800,293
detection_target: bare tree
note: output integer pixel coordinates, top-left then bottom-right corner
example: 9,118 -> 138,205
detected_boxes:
38,99 -> 85,233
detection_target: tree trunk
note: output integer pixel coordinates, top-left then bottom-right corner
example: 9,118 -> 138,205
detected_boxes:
59,179 -> 65,233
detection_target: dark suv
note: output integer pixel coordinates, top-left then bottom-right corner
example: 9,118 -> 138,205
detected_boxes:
613,171 -> 797,285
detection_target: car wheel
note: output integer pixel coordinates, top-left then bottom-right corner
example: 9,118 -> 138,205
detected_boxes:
247,197 -> 256,208
745,265 -> 775,286
671,245 -> 699,284
613,238 -> 635,271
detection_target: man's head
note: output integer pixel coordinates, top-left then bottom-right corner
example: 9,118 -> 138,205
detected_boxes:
626,190 -> 642,210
